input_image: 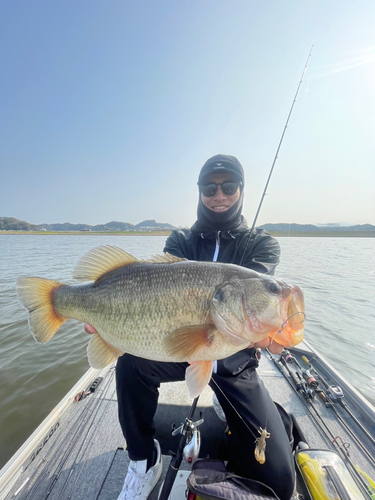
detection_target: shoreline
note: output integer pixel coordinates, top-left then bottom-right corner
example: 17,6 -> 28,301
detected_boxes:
1,230 -> 375,237
0,230 -> 173,236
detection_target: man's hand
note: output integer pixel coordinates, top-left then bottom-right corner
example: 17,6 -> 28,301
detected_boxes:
252,337 -> 284,354
84,323 -> 97,335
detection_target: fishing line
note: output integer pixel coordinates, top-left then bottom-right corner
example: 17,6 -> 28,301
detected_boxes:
278,312 -> 306,333
267,312 -> 305,347
210,377 -> 259,440
239,45 -> 314,266
211,373 -> 273,467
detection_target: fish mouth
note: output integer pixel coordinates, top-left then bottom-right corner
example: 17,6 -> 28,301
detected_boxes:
271,286 -> 305,347
285,286 -> 305,330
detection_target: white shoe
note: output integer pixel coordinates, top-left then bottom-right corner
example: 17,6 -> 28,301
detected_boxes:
118,440 -> 162,500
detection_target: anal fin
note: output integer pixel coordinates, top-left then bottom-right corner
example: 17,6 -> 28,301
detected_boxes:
186,361 -> 214,398
87,333 -> 124,368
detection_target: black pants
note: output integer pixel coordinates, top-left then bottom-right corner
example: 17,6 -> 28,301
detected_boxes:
116,351 -> 295,500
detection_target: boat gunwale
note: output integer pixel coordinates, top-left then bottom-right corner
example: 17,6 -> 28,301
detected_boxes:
0,366 -> 108,499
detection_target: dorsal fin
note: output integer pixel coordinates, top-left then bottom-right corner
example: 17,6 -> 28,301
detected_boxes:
73,246 -> 140,282
143,252 -> 187,264
73,246 -> 187,282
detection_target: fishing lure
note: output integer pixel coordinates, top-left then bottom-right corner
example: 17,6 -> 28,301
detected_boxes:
254,427 -> 271,464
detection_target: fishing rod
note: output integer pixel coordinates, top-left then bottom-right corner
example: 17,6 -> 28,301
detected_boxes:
279,353 -> 316,402
284,350 -> 375,467
267,350 -> 345,450
266,349 -> 374,499
302,355 -> 375,448
282,349 -> 339,407
282,350 -> 319,389
239,45 -> 314,266
159,396 -> 200,500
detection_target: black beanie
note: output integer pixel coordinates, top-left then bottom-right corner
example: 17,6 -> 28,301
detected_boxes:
198,154 -> 245,186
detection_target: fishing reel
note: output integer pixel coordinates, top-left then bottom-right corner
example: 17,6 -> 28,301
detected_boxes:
171,412 -> 204,465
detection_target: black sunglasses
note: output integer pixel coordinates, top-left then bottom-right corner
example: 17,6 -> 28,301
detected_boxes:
200,181 -> 242,197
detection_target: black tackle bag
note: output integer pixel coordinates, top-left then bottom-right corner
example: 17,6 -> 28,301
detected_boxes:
187,459 -> 280,500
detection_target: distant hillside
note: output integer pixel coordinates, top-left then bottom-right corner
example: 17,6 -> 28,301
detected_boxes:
0,217 -> 40,231
259,223 -> 375,232
91,221 -> 135,231
40,220 -> 136,232
2,217 -> 374,233
134,219 -> 175,231
0,217 -> 176,232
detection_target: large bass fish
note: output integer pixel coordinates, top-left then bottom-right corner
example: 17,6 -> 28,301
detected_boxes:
17,246 -> 305,397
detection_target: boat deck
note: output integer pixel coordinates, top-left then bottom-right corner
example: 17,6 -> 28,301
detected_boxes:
1,343 -> 375,500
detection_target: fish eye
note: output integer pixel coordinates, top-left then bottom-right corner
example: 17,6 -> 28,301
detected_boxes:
268,282 -> 281,294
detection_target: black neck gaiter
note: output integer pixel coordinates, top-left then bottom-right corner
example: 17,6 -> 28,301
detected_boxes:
190,189 -> 244,233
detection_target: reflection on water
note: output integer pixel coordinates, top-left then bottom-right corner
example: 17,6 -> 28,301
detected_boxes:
0,235 -> 374,468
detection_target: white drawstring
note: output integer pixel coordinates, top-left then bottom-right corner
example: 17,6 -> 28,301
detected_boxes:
213,231 -> 220,262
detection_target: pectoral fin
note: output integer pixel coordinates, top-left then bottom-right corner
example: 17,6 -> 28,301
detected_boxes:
164,325 -> 216,360
87,333 -> 124,368
186,361 -> 214,398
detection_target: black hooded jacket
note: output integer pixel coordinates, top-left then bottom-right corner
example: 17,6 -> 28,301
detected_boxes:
164,218 -> 280,276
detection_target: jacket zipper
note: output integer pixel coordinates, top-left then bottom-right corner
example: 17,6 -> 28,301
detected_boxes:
213,231 -> 220,262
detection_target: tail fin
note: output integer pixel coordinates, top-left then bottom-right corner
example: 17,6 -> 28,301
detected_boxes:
17,277 -> 67,343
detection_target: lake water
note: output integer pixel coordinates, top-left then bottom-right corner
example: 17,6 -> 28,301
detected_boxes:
0,235 -> 374,469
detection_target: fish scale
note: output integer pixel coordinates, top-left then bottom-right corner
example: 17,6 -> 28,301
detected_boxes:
53,262 -> 223,360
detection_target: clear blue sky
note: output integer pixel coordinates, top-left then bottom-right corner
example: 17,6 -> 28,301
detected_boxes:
1,1 -> 374,227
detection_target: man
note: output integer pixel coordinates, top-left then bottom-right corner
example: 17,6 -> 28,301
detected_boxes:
85,154 -> 295,500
